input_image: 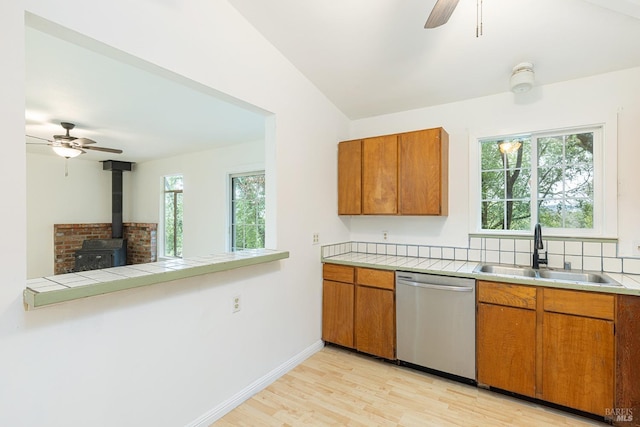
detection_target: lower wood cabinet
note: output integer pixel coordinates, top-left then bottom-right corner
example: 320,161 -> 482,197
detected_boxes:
355,268 -> 395,359
541,288 -> 615,416
322,263 -> 395,360
616,295 -> 640,425
542,311 -> 614,415
477,281 -> 620,418
322,264 -> 355,348
477,281 -> 537,396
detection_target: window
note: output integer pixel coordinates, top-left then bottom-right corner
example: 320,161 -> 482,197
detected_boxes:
479,126 -> 600,234
163,175 -> 183,257
230,172 -> 265,251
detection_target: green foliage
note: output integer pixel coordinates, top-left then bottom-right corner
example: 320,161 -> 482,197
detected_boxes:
164,175 -> 183,257
232,174 -> 265,251
537,132 -> 593,229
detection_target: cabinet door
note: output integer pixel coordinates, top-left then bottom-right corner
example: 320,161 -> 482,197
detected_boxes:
322,280 -> 354,348
362,135 -> 398,214
398,128 -> 448,215
338,140 -> 362,215
477,303 -> 536,397
355,286 -> 395,359
542,312 -> 614,415
616,295 -> 640,423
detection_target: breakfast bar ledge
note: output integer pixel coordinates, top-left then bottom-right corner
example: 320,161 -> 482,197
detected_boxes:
23,249 -> 289,310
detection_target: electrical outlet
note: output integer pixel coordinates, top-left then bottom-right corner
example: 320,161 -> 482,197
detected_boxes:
634,240 -> 640,256
233,295 -> 241,313
383,231 -> 388,241
313,232 -> 320,245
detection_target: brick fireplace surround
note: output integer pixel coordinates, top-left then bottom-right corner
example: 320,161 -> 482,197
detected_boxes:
54,223 -> 157,275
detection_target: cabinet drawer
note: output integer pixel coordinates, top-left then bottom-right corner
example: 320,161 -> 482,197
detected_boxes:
356,267 -> 395,290
543,288 -> 614,320
477,281 -> 536,309
323,263 -> 355,283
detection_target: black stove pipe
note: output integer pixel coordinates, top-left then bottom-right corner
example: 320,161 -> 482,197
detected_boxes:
111,169 -> 123,238
102,160 -> 133,239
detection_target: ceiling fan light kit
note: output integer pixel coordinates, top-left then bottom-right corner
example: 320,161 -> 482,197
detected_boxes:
510,62 -> 535,93
52,145 -> 83,158
26,121 -> 123,159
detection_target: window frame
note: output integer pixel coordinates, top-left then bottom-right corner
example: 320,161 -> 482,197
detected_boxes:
471,124 -> 609,238
229,171 -> 266,252
162,174 -> 183,258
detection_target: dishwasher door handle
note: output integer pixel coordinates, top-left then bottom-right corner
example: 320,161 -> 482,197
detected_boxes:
397,280 -> 474,292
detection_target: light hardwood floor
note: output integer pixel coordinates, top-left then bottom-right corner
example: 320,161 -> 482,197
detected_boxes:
214,345 -> 606,426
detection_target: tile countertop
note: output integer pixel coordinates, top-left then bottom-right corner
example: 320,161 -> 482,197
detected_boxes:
322,252 -> 640,296
24,249 -> 289,310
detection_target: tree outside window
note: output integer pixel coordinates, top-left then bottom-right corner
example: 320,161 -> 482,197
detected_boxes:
164,175 -> 183,257
231,172 -> 265,251
480,128 -> 596,232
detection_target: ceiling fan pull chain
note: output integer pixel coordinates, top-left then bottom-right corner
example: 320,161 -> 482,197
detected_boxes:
64,158 -> 69,177
480,0 -> 483,36
476,0 -> 484,37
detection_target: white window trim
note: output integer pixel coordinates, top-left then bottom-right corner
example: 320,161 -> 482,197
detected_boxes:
160,173 -> 183,259
227,168 -> 265,252
469,120 -> 618,238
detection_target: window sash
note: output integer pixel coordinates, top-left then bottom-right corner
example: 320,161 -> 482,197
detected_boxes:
163,175 -> 183,258
478,126 -> 601,235
230,172 -> 265,251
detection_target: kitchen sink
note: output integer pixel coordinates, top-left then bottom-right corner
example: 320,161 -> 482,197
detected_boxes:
536,269 -> 617,284
474,264 -> 622,286
475,264 -> 537,277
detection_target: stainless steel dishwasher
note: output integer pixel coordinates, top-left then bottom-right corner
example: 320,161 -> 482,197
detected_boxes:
396,271 -> 476,381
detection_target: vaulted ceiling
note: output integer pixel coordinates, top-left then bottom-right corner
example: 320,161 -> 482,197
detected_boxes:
25,1 -> 640,163
228,0 -> 640,119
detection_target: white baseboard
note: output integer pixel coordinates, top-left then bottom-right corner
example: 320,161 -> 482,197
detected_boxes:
186,340 -> 325,427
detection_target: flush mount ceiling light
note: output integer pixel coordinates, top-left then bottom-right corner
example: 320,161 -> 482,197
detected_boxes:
510,62 -> 535,93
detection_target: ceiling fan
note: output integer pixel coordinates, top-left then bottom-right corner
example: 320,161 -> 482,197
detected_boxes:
26,122 -> 123,159
424,0 -> 460,28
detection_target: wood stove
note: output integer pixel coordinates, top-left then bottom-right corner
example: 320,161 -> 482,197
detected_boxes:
73,160 -> 133,272
74,238 -> 127,272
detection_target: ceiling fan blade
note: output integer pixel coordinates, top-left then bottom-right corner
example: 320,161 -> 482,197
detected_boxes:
26,134 -> 53,143
425,0 -> 460,29
83,145 -> 123,154
73,137 -> 97,145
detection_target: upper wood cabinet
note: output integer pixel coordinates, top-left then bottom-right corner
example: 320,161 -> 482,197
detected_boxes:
337,127 -> 448,216
399,128 -> 448,215
337,139 -> 362,215
362,135 -> 398,215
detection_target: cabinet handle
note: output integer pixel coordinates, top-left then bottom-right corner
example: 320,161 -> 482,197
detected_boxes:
397,280 -> 473,292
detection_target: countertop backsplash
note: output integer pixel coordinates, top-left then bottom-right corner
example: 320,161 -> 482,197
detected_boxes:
322,236 -> 640,276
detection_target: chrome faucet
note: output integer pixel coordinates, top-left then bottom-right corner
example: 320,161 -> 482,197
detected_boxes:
532,223 -> 548,269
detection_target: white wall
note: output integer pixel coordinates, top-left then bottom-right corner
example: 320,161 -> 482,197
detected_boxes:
26,153 -> 133,277
2,1 -> 350,427
348,67 -> 640,257
131,139 -> 265,257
